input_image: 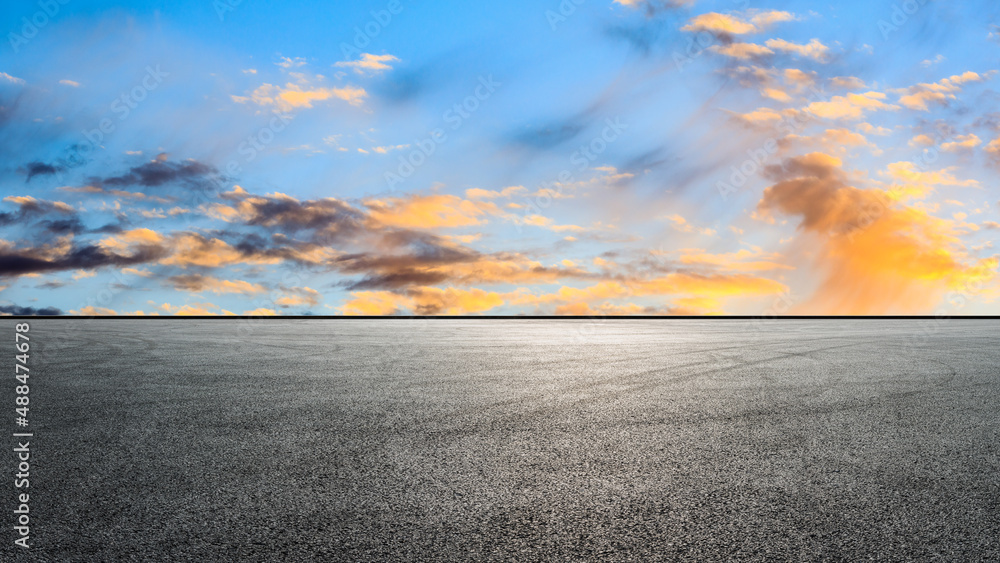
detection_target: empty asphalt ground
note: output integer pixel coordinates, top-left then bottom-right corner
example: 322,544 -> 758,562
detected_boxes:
3,319 -> 1000,561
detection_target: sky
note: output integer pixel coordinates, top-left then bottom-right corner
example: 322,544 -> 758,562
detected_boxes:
0,0 -> 998,316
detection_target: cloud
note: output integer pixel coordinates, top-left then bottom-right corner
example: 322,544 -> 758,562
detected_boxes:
681,10 -> 796,36
209,189 -> 365,238
243,308 -> 278,316
921,55 -> 946,68
232,82 -> 367,110
987,137 -> 1000,160
757,153 -> 996,314
22,161 -> 66,182
829,76 -> 867,90
517,214 -> 587,233
764,38 -> 830,61
92,153 -> 218,190
276,57 -> 307,69
167,274 -> 267,295
0,196 -> 75,226
159,233 -> 281,268
883,161 -> 978,200
709,42 -> 774,60
122,268 -> 153,277
940,134 -> 982,152
370,144 -> 410,154
0,72 -> 25,85
364,194 -> 503,229
69,306 -> 153,316
732,107 -> 795,125
465,186 -> 526,199
0,304 -> 62,316
898,71 -> 990,111
821,128 -> 870,148
857,123 -> 891,136
342,286 -> 507,315
675,248 -> 794,272
334,53 -> 399,74
0,233 -> 168,278
784,69 -> 817,88
508,273 -> 786,315
275,286 -> 321,307
156,302 -> 224,316
725,65 -> 817,102
662,214 -> 715,235
334,242 -> 589,291
804,91 -> 899,120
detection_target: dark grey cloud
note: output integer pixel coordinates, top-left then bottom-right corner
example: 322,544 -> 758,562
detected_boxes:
241,197 -> 365,236
23,161 -> 65,182
91,154 -> 220,191
0,244 -> 168,277
38,217 -> 86,235
0,304 -> 63,316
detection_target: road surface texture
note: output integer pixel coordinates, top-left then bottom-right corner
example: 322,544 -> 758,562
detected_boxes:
3,319 -> 1000,562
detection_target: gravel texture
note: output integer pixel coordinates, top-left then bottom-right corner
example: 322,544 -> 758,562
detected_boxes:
3,319 -> 1000,561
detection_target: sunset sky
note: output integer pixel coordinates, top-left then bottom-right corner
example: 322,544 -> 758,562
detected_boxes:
1,0 -> 998,315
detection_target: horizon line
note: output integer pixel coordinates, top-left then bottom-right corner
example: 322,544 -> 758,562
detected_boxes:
6,315 -> 1000,320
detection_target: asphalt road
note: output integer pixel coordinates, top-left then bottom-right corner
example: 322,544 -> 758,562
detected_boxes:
2,319 -> 999,561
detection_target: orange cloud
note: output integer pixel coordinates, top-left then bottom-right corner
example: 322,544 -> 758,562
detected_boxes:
804,92 -> 898,120
156,302 -> 223,316
764,38 -> 830,61
676,248 -> 794,272
98,228 -> 166,254
233,82 -> 367,110
70,306 -> 155,316
898,71 -> 989,111
365,195 -> 502,229
334,53 -> 399,74
275,287 -> 321,307
243,308 -> 278,316
509,273 -> 786,315
168,274 -> 267,295
681,11 -> 796,35
342,286 -> 507,315
758,153 -> 997,314
161,233 -> 274,268
940,134 -> 982,152
710,42 -> 774,60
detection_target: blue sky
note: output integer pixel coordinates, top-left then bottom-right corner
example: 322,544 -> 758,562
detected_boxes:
0,0 -> 998,315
